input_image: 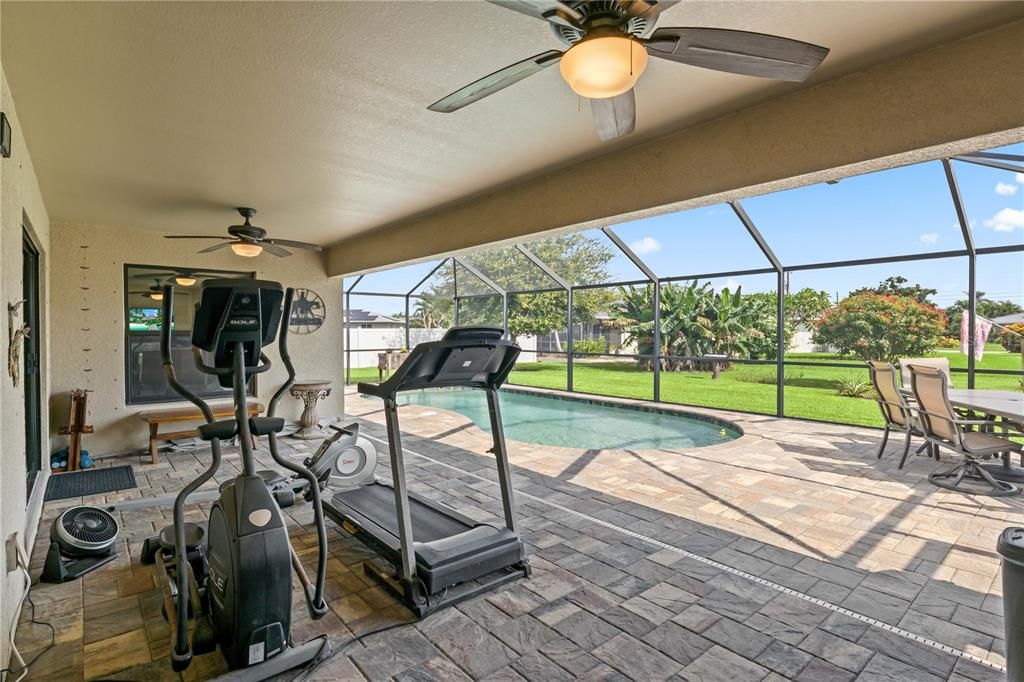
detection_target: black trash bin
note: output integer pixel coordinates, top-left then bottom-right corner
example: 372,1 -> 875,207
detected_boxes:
999,527 -> 1024,682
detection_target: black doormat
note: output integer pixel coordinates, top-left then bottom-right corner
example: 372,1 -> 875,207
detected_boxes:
44,465 -> 137,502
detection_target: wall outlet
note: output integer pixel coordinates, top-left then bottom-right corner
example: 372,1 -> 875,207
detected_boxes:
6,532 -> 21,572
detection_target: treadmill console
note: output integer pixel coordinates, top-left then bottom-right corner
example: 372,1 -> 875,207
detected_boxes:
191,279 -> 284,385
358,326 -> 519,396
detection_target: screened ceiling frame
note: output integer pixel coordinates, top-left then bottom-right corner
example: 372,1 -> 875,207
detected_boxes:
346,151 -> 1024,413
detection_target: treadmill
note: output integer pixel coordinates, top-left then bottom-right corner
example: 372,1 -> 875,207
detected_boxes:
323,327 -> 530,616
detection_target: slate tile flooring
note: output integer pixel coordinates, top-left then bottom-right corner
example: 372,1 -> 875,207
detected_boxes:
13,389 -> 1024,680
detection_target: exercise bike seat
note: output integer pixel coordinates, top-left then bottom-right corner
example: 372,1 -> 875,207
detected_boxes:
158,522 -> 205,553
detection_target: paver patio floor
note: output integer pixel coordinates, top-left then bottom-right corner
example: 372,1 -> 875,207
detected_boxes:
15,386 -> 1023,680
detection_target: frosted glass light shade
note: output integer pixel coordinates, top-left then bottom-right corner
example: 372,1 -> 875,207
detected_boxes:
559,35 -> 647,99
231,242 -> 263,257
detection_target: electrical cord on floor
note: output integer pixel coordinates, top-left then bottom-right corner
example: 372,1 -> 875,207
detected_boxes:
0,540 -> 56,682
290,581 -> 451,681
289,619 -> 418,681
0,589 -> 56,682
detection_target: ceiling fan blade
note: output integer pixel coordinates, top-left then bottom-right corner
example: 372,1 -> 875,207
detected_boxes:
487,1 -> 583,26
198,241 -> 233,254
645,28 -> 829,82
163,235 -> 230,240
428,50 -> 563,113
625,0 -> 681,21
265,238 -> 323,252
591,89 -> 636,141
261,242 -> 292,258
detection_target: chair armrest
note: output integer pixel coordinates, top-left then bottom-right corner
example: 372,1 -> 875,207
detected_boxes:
951,418 -> 1003,427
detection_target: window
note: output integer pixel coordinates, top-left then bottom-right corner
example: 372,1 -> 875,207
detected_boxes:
125,264 -> 255,405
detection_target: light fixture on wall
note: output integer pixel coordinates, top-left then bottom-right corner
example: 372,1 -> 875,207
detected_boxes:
174,275 -> 197,287
230,242 -> 263,258
559,31 -> 648,99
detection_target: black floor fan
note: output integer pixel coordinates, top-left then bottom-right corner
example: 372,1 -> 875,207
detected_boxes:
41,506 -> 119,583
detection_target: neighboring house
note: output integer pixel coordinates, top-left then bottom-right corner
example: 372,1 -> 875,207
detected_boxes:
347,309 -> 403,329
991,312 -> 1024,325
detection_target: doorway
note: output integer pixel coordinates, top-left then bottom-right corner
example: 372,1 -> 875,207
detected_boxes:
23,228 -> 42,498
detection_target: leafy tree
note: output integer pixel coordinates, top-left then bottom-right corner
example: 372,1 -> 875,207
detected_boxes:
610,281 -> 768,371
944,291 -> 1023,338
813,292 -> 946,362
745,288 -> 832,357
409,294 -> 453,329
850,276 -> 937,304
420,234 -> 616,341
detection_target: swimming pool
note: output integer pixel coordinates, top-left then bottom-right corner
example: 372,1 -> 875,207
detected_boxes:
390,388 -> 741,450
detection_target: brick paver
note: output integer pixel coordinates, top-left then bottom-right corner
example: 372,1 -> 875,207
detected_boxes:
14,386 -> 1023,680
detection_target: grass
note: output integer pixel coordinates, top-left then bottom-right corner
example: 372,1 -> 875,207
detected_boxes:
347,347 -> 1023,429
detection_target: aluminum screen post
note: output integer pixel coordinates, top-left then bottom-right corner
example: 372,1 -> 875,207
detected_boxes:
404,294 -> 411,350
653,281 -> 661,402
345,290 -> 352,385
502,294 -> 509,339
567,287 -> 574,392
777,270 -> 786,417
968,255 -> 977,388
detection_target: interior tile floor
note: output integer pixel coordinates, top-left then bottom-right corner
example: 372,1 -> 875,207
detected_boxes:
14,388 -> 1023,681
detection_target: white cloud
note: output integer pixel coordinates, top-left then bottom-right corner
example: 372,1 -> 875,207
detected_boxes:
919,232 -> 939,245
1017,172 -> 1024,184
996,182 -> 1019,196
985,207 -> 1024,232
629,236 -> 661,255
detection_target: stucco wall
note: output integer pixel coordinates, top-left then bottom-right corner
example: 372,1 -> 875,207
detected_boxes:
326,19 -> 1024,276
0,65 -> 51,673
49,221 -> 345,455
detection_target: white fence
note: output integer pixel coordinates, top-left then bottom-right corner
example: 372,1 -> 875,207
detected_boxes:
347,327 -> 538,367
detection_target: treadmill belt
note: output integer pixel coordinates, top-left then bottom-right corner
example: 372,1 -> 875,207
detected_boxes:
338,484 -> 469,542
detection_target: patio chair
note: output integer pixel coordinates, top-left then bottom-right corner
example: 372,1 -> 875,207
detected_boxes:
899,357 -> 952,389
908,364 -> 1021,497
866,361 -> 934,469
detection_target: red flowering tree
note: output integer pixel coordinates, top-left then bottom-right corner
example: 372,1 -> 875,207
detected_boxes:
813,293 -> 946,362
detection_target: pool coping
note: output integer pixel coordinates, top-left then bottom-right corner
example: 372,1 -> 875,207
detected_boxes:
499,385 -> 745,438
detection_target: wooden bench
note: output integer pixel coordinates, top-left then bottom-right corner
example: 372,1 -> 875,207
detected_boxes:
136,402 -> 264,463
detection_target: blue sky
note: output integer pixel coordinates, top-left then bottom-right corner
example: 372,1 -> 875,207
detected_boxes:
349,144 -> 1023,315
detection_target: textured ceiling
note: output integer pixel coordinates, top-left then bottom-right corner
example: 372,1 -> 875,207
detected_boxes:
2,1 -> 1022,247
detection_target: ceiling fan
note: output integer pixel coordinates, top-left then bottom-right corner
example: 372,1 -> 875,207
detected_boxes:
164,207 -> 323,258
130,270 -> 200,287
428,0 -> 829,140
130,279 -> 167,301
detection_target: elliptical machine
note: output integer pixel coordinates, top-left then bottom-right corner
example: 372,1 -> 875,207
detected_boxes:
151,279 -> 330,678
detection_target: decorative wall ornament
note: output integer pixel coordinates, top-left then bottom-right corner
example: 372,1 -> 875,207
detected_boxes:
289,288 -> 325,334
7,300 -> 30,386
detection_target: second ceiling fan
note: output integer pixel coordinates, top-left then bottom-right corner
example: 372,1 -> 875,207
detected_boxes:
429,0 -> 829,140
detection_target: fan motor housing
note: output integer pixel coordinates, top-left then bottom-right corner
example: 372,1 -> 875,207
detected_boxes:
551,1 -> 653,45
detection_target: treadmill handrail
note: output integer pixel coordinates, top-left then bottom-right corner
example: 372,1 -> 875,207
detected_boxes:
357,326 -> 519,399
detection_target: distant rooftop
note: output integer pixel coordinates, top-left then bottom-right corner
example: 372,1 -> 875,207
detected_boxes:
348,309 -> 400,324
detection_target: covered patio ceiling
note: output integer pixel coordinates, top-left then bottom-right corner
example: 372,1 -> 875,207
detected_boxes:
1,1 -> 1022,254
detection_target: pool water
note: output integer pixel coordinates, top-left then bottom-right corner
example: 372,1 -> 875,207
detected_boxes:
390,389 -> 741,450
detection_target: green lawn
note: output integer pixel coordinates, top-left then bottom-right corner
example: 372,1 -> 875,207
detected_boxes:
347,348 -> 1023,429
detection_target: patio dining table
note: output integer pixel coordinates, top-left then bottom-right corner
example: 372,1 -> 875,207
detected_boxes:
901,386 -> 1024,481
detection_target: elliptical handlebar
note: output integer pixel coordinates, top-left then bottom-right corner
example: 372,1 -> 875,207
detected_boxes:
160,285 -> 225,671
262,288 -> 330,619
